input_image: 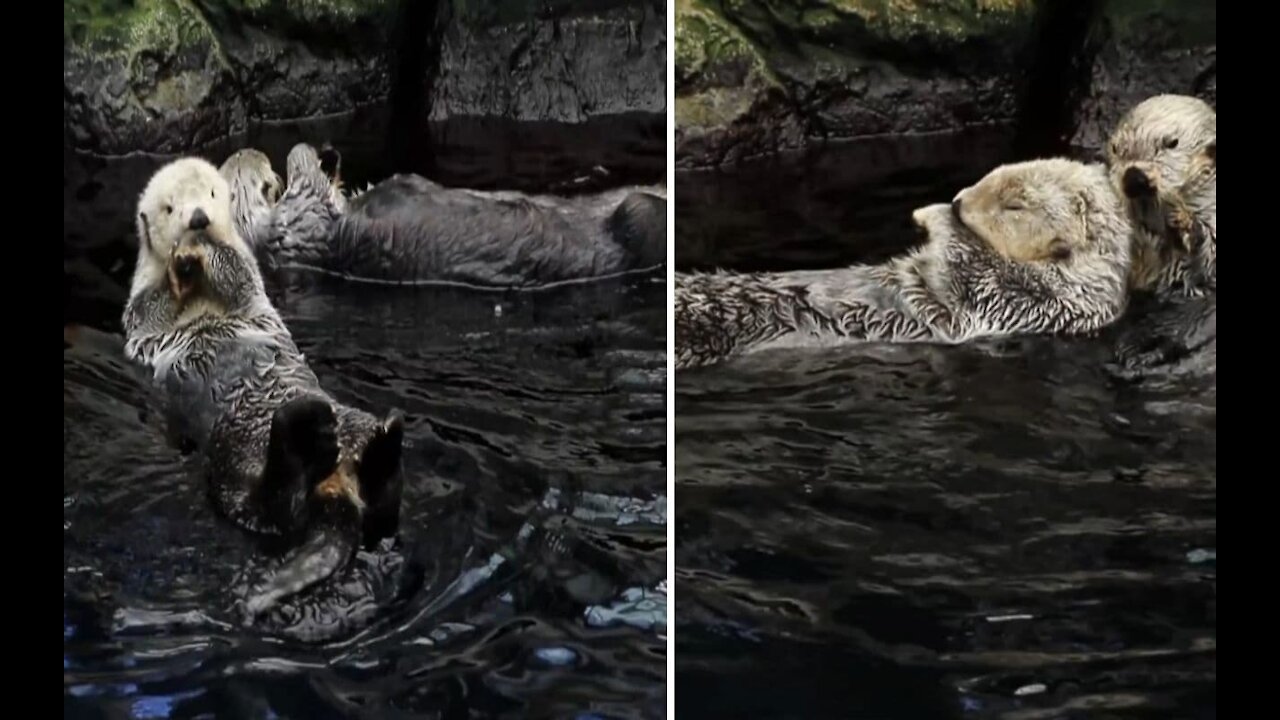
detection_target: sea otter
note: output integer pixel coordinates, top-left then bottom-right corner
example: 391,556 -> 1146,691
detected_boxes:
1106,94 -> 1216,297
218,148 -> 283,249
248,143 -> 665,287
675,158 -> 1134,369
122,157 -> 405,621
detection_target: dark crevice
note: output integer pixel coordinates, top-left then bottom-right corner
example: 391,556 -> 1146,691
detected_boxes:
385,0 -> 447,177
1012,0 -> 1102,159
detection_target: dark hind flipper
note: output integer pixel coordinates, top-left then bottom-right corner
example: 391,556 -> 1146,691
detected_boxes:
360,410 -> 405,546
319,144 -> 341,183
607,192 -> 666,269
260,396 -> 339,536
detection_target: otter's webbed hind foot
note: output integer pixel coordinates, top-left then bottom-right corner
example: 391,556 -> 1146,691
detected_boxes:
359,410 -> 405,546
260,396 -> 339,535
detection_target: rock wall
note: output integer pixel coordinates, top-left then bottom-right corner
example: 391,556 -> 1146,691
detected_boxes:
63,0 -> 398,156
675,0 -> 1217,168
430,0 -> 666,122
62,0 -> 667,157
1067,0 -> 1216,153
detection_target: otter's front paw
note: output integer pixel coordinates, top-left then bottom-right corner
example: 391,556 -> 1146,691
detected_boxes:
167,245 -> 206,301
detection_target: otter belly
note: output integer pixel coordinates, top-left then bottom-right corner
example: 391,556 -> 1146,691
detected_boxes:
324,179 -> 664,287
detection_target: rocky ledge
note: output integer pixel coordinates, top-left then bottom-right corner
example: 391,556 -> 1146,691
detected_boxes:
675,0 -> 1216,169
63,0 -> 667,157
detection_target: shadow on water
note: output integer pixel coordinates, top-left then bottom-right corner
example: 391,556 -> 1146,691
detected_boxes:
64,116 -> 667,718
674,138 -> 1215,718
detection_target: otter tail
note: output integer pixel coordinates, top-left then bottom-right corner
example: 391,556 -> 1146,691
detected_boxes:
607,192 -> 666,269
238,513 -> 359,621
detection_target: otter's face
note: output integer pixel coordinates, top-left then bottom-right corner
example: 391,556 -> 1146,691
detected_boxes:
1106,95 -> 1216,224
952,160 -> 1093,264
221,149 -> 284,206
137,158 -> 235,260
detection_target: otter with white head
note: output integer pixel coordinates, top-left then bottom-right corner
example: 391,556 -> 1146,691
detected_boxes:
249,143 -> 665,287
676,158 -> 1134,369
122,157 -> 405,622
1106,94 -> 1216,297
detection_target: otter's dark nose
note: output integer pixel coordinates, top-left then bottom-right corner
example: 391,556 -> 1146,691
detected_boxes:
188,208 -> 210,230
1122,167 -> 1153,198
951,197 -> 963,218
173,254 -> 199,284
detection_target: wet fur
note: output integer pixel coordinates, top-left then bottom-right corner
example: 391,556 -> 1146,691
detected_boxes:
676,160 -> 1133,369
254,143 -> 666,287
219,149 -> 283,250
1106,94 -> 1216,297
122,158 -> 404,622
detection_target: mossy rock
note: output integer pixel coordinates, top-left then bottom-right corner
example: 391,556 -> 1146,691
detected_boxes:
63,0 -> 397,155
675,0 -> 1047,167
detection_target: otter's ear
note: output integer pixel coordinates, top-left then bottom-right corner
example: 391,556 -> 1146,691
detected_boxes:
319,144 -> 341,182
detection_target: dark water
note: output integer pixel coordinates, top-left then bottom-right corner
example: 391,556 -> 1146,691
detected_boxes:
64,119 -> 667,718
674,140 -> 1216,718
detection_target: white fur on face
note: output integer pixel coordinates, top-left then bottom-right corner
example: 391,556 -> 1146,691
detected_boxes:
1106,94 -> 1215,200
954,159 -> 1101,264
136,157 -> 236,261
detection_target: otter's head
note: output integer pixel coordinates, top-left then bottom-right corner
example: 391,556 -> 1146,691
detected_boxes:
952,158 -> 1129,268
261,143 -> 346,267
137,158 -> 235,263
1106,95 -> 1216,234
220,149 -> 283,248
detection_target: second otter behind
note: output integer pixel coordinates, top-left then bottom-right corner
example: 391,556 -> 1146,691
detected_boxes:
236,144 -> 666,288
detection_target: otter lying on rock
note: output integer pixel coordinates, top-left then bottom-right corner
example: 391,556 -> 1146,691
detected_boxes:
675,158 -> 1134,369
1106,94 -> 1216,297
123,157 -> 405,622
246,143 -> 665,287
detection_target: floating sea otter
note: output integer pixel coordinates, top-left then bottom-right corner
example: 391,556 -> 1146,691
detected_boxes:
240,143 -> 665,288
675,158 -> 1135,369
122,157 -> 405,621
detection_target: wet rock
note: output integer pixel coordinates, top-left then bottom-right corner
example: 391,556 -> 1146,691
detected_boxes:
431,0 -> 667,122
1068,0 -> 1216,155
675,0 -> 1045,168
63,0 -> 396,156
675,0 -> 1217,168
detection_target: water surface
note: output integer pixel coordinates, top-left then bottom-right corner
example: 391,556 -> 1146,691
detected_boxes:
64,118 -> 668,718
674,139 -> 1216,719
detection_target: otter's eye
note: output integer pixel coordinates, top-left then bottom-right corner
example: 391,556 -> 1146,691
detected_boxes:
1162,136 -> 1179,150
211,189 -> 216,199
1108,141 -> 1118,157
261,181 -> 271,198
1049,239 -> 1071,261
163,204 -> 173,215
1004,200 -> 1026,211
